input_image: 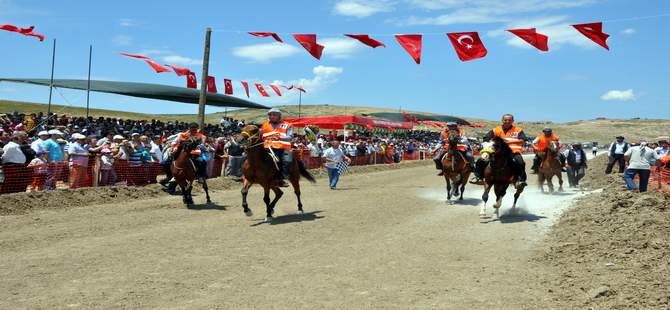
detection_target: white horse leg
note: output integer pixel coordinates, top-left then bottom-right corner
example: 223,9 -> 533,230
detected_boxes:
492,197 -> 502,220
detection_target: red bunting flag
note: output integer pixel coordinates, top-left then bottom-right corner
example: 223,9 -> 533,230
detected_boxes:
506,28 -> 549,52
269,84 -> 282,96
248,32 -> 283,43
186,72 -> 197,89
394,34 -> 422,64
223,79 -> 233,95
255,83 -> 270,97
345,34 -> 385,48
280,85 -> 294,90
120,52 -> 149,59
572,22 -> 609,50
240,81 -> 250,97
165,64 -> 192,76
292,34 -> 325,60
295,86 -> 306,93
207,76 -> 217,93
144,59 -> 171,73
0,24 -> 44,41
447,32 -> 488,62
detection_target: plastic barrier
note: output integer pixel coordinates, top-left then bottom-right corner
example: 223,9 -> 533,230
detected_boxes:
650,166 -> 670,193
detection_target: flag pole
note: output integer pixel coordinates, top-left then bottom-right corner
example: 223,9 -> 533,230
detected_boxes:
197,27 -> 212,128
85,45 -> 92,119
47,38 -> 56,123
298,90 -> 302,119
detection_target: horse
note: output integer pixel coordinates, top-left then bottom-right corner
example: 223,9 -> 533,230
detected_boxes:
479,136 -> 525,221
537,141 -> 564,193
238,125 -> 316,222
171,137 -> 212,206
440,130 -> 472,201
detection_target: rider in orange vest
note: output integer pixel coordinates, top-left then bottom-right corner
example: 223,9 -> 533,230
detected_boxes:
433,122 -> 475,174
531,128 -> 563,174
178,122 -> 208,183
261,108 -> 294,185
472,114 -> 531,187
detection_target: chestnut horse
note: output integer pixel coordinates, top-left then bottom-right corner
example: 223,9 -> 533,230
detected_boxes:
238,125 -> 316,222
479,136 -> 525,221
441,130 -> 472,201
171,137 -> 212,206
538,141 -> 564,193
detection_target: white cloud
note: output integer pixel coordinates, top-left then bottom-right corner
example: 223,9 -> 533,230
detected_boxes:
162,55 -> 202,66
119,18 -> 135,27
488,15 -> 602,49
601,89 -> 636,101
232,42 -> 301,63
333,0 -> 393,18
112,35 -> 132,46
321,37 -> 364,58
622,28 -> 636,35
241,66 -> 344,104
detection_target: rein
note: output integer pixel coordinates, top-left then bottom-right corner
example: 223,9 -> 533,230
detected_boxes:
241,131 -> 265,150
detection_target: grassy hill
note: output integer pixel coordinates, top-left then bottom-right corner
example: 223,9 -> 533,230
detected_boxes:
1,100 -> 668,145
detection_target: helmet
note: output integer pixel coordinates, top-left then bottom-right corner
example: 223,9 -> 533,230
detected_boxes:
268,108 -> 282,122
188,122 -> 199,129
268,108 -> 282,115
542,127 -> 553,133
446,122 -> 458,127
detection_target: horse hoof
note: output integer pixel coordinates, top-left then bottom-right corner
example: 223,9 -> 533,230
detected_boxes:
244,210 -> 253,216
265,216 -> 273,223
298,210 -> 304,215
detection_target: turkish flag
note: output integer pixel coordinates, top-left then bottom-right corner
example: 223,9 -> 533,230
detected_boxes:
120,52 -> 149,59
255,84 -> 270,97
207,76 -> 218,93
395,34 -> 422,64
165,64 -> 192,76
241,81 -> 250,97
187,72 -> 197,89
224,79 -> 233,95
269,84 -> 282,96
345,34 -> 385,48
0,24 -> 44,41
572,22 -> 609,50
447,32 -> 488,62
249,32 -> 283,43
144,59 -> 171,73
295,86 -> 306,93
292,34 -> 324,60
506,28 -> 549,52
280,85 -> 294,90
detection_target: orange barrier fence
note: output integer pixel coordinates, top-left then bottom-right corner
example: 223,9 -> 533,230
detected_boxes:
650,166 -> 670,193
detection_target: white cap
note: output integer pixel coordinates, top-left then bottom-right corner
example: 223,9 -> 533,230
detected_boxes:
113,135 -> 124,140
72,133 -> 86,139
38,130 -> 49,136
47,129 -> 63,136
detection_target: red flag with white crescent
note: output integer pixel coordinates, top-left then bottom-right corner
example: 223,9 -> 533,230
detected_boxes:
255,83 -> 270,97
207,76 -> 218,93
292,34 -> 325,60
223,79 -> 233,95
572,22 -> 609,50
165,64 -> 192,76
269,84 -> 282,96
394,34 -> 422,64
186,72 -> 197,89
0,24 -> 44,41
248,32 -> 283,43
506,28 -> 549,52
345,34 -> 385,48
241,81 -> 250,97
447,32 -> 488,62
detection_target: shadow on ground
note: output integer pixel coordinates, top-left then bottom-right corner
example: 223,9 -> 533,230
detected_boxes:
251,210 -> 325,226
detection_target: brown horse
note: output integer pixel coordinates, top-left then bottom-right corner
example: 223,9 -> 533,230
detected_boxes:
479,136 -> 525,221
441,130 -> 472,201
238,125 -> 316,222
538,141 -> 564,193
171,138 -> 212,206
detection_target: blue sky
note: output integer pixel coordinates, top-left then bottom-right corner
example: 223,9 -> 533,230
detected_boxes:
0,0 -> 668,122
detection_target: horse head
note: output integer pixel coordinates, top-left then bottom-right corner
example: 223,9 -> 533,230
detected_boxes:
491,136 -> 512,155
239,124 -> 261,147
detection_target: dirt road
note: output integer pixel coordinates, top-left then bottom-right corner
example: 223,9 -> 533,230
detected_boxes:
1,161 -> 590,309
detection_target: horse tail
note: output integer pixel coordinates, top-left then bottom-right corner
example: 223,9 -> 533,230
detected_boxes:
298,160 -> 316,183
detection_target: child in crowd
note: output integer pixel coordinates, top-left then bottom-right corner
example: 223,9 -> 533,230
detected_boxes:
28,150 -> 49,191
99,147 -> 115,186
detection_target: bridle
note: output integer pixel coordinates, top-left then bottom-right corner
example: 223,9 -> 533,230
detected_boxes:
240,130 -> 264,150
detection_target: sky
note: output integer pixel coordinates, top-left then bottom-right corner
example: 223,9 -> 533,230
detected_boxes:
0,0 -> 669,122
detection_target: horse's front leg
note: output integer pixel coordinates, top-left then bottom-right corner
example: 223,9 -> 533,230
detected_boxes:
290,177 -> 303,214
538,173 -> 546,193
241,179 -> 252,216
269,186 -> 284,210
557,172 -> 564,192
480,182 -> 492,218
202,179 -> 212,204
547,175 -> 555,194
459,172 -> 469,201
445,174 -> 452,201
263,186 -> 273,222
492,183 -> 508,220
186,181 -> 194,205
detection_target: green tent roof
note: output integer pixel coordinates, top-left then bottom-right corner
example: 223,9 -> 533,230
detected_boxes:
0,78 -> 269,109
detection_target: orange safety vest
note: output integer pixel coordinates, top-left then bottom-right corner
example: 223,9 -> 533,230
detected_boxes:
492,125 -> 525,154
176,131 -> 207,155
441,129 -> 468,151
261,121 -> 292,150
534,133 -> 560,152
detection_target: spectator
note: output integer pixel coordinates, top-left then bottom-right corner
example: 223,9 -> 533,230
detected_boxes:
31,131 -> 49,152
322,139 -> 350,190
655,140 -> 669,157
225,134 -> 245,178
592,145 -> 598,157
99,147 -> 115,186
606,136 -> 629,174
28,150 -> 49,191
2,131 -> 27,164
623,141 -> 661,193
566,143 -> 588,187
67,133 -> 89,189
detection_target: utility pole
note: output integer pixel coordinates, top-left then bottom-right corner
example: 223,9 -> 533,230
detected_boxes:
85,45 -> 92,119
197,27 -> 212,128
298,90 -> 302,118
47,38 -> 56,123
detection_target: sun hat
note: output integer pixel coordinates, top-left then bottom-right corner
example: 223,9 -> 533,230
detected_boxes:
48,129 -> 63,135
38,130 -> 49,136
113,135 -> 124,140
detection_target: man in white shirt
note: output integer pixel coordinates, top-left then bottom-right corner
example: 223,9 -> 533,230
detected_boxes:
322,140 -> 351,190
606,136 -> 629,174
1,131 -> 27,164
623,141 -> 661,192
31,131 -> 49,153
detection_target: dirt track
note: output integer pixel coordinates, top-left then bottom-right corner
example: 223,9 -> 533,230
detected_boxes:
1,161 -> 590,309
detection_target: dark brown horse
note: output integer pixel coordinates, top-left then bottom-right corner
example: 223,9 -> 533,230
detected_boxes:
537,141 -> 564,193
440,130 -> 472,201
479,136 -> 525,220
171,138 -> 212,206
238,125 -> 316,222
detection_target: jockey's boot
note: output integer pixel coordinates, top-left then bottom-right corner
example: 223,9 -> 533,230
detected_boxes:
469,160 -> 486,185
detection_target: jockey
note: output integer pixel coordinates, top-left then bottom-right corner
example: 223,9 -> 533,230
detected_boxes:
531,128 -> 563,174
473,113 -> 532,188
261,108 -> 293,186
175,122 -> 208,183
433,122 -> 475,175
